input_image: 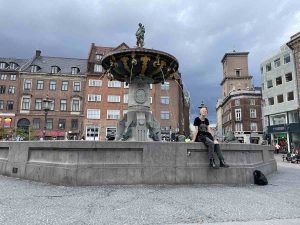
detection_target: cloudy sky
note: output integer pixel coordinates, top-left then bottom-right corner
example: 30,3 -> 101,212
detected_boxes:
1,0 -> 300,122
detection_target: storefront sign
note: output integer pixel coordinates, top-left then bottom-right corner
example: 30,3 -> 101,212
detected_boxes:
268,124 -> 287,133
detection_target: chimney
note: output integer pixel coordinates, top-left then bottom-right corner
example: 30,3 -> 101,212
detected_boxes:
36,50 -> 41,57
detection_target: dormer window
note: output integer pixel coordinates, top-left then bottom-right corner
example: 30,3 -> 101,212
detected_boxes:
95,54 -> 103,61
30,65 -> 41,73
94,64 -> 103,73
0,62 -> 8,69
235,69 -> 241,77
9,62 -> 19,70
71,67 -> 80,75
51,66 -> 60,74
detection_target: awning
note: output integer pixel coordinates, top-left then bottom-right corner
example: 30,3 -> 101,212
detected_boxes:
35,130 -> 65,137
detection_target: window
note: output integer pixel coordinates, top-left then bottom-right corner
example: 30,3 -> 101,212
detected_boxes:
35,99 -> 42,110
123,110 -> 128,115
58,119 -> 65,129
0,100 -> 3,109
250,99 -> 255,105
107,110 -> 120,119
10,74 -> 16,80
71,119 -> 78,129
95,54 -> 103,60
235,109 -> 241,121
30,65 -> 39,72
106,127 -> 116,139
49,80 -> 56,90
24,79 -> 32,90
260,66 -> 263,74
123,94 -> 128,103
49,100 -> 55,111
33,119 -> 40,129
0,74 -> 7,80
10,62 -> 18,70
274,58 -> 280,68
0,85 -> 5,94
268,97 -> 274,105
87,109 -> 100,119
8,86 -> 15,94
277,94 -> 284,103
276,76 -> 282,86
287,91 -> 294,101
36,80 -> 44,90
7,101 -> 14,110
285,73 -> 292,82
0,62 -> 7,69
46,119 -> 53,130
288,110 -> 299,123
60,99 -> 67,111
73,81 -> 81,91
51,66 -> 60,74
108,81 -> 121,87
160,96 -> 169,104
266,63 -> 271,72
150,97 -> 152,104
161,82 -> 170,90
235,123 -> 243,131
235,69 -> 240,76
235,99 -> 240,106
250,123 -> 257,131
250,108 -> 256,118
160,111 -> 170,120
72,99 -> 80,112
61,81 -> 68,91
89,80 -> 102,87
71,67 -> 79,75
86,125 -> 99,140
88,94 -> 101,102
22,97 -> 30,110
267,80 -> 273,88
284,54 -> 290,64
270,114 -> 286,125
107,95 -> 121,102
94,64 -> 102,72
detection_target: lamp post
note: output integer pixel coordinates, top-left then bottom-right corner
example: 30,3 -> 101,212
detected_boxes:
42,95 -> 52,140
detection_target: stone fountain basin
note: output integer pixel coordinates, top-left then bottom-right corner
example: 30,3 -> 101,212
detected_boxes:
0,141 -> 276,186
101,48 -> 179,84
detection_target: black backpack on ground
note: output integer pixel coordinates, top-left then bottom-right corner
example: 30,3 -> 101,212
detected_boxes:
253,170 -> 268,185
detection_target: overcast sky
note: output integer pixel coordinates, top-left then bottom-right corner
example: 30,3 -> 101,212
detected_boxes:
1,0 -> 300,122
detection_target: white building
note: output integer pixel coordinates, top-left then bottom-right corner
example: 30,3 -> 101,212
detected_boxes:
261,44 -> 300,152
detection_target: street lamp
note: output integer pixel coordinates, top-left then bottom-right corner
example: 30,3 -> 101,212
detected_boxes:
42,95 -> 52,140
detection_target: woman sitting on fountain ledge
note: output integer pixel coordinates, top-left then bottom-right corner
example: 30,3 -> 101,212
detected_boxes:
192,103 -> 229,169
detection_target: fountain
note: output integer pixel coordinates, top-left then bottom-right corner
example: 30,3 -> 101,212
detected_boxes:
101,23 -> 178,141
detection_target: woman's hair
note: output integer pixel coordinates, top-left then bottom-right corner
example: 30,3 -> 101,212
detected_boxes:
200,107 -> 208,114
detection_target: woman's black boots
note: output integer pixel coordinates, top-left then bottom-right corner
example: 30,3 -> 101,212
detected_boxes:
220,160 -> 229,168
209,159 -> 219,169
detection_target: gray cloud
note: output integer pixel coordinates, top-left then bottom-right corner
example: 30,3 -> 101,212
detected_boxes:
1,0 -> 300,122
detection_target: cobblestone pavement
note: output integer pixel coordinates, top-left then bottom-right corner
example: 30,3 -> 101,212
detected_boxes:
0,155 -> 299,225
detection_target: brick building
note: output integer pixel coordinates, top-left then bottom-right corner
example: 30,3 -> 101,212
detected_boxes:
16,50 -> 87,140
0,44 -> 190,141
84,43 -> 190,141
0,58 -> 29,139
216,51 -> 263,143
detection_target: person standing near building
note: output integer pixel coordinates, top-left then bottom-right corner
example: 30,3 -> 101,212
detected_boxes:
192,103 -> 229,169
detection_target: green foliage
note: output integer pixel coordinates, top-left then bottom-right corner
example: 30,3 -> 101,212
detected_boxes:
16,128 -> 33,141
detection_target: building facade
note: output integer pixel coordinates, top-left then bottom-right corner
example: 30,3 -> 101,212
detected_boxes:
216,51 -> 263,143
261,44 -> 299,151
0,58 -> 28,139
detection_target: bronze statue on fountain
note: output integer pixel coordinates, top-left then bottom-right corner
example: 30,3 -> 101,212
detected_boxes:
101,24 -> 179,141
